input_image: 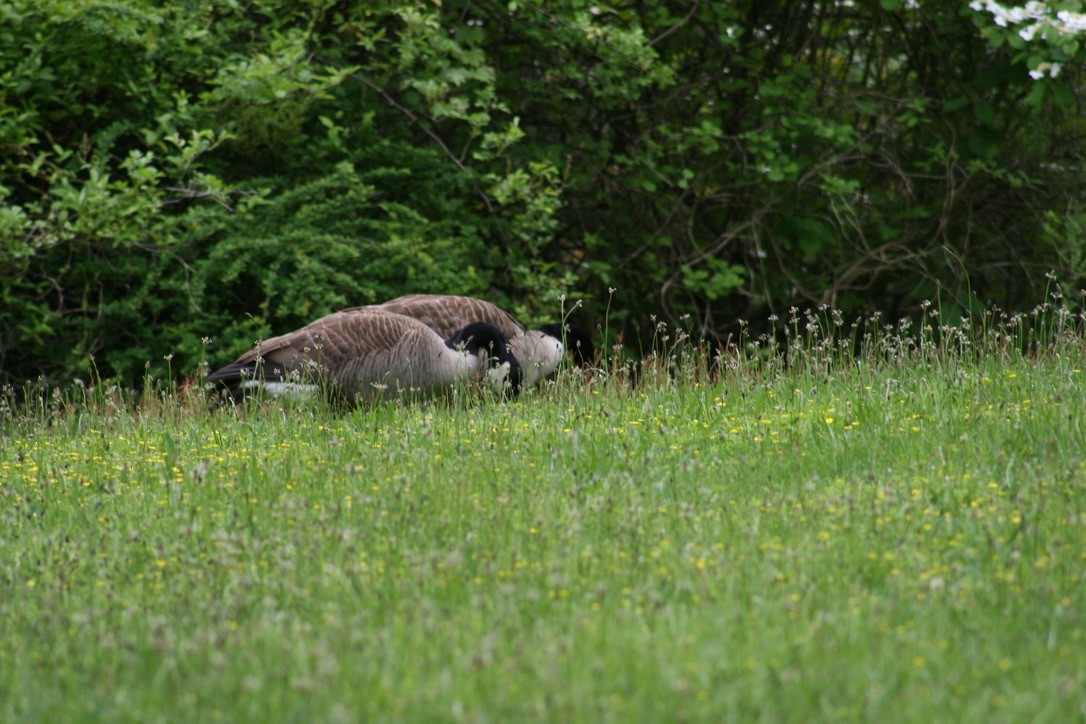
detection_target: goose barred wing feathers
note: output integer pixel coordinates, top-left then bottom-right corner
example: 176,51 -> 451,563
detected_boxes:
349,294 -> 528,340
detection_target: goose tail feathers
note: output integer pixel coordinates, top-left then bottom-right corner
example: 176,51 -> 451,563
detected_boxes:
205,360 -> 318,403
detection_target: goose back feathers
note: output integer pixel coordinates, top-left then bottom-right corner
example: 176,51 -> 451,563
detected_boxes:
349,294 -> 596,385
362,294 -> 526,341
206,310 -> 521,403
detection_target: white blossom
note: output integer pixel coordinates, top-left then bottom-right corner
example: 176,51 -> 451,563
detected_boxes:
971,0 -> 1085,80
972,0 -> 1086,36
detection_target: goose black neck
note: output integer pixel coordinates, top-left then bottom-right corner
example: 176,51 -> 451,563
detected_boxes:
537,322 -> 596,365
446,322 -> 523,393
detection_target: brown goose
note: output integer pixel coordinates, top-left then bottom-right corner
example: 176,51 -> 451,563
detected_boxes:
345,294 -> 595,386
206,309 -> 522,403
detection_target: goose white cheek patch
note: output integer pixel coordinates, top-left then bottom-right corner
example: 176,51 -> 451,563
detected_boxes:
484,362 -> 514,391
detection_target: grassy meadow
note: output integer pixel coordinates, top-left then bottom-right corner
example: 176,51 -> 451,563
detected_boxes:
2,309 -> 1085,721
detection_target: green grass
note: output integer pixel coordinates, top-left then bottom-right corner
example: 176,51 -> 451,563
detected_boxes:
2,312 -> 1086,721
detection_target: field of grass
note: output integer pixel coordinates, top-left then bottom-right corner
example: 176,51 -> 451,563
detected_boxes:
2,311 -> 1085,721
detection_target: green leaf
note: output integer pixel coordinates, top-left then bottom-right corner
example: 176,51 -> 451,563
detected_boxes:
972,100 -> 995,125
1052,84 -> 1075,109
854,98 -> 878,115
942,97 -> 970,113
1024,82 -> 1046,108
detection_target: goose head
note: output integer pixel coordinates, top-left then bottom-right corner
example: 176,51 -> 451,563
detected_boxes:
505,322 -> 596,385
446,322 -> 523,395
536,322 -> 596,366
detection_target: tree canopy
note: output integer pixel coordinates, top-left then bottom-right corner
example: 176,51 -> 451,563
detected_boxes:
2,0 -> 1083,386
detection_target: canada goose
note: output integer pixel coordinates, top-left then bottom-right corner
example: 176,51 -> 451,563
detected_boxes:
345,294 -> 596,386
206,309 -> 522,403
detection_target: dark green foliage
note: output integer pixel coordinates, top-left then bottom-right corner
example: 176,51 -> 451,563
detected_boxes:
0,0 -> 509,384
1,0 -> 1083,386
483,1 -> 1084,333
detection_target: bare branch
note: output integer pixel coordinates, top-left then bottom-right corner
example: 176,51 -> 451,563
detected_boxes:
650,3 -> 700,47
330,63 -> 497,215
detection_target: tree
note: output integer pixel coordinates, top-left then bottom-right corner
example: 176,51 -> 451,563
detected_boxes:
1,1 -> 1083,386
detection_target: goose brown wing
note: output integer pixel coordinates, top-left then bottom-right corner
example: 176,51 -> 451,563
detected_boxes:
375,294 -> 526,340
232,311 -> 416,378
